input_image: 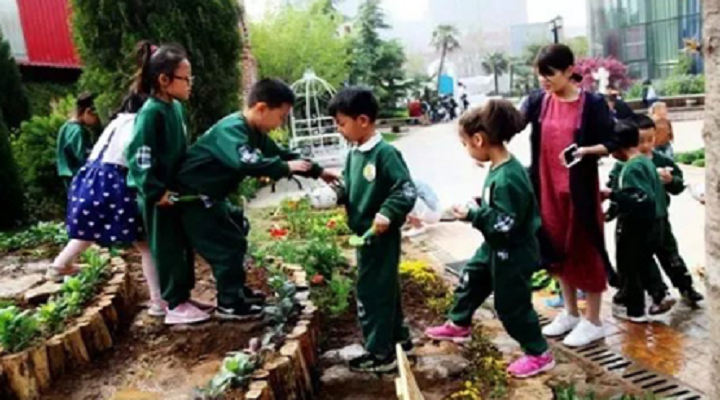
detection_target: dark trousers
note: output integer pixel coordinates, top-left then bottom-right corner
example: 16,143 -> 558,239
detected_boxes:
448,245 -> 548,356
656,217 -> 693,291
181,201 -> 250,309
615,218 -> 664,316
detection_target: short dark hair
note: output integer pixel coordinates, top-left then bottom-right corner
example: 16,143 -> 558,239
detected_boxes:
248,78 -> 296,108
612,120 -> 640,149
535,44 -> 575,77
327,87 -> 379,122
633,114 -> 656,130
458,99 -> 525,145
76,92 -> 96,113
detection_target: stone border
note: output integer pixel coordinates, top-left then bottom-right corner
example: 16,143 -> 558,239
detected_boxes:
242,262 -> 321,400
0,255 -> 137,400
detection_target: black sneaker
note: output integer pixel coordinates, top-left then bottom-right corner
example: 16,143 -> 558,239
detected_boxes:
243,287 -> 267,305
681,287 -> 704,305
215,304 -> 264,321
349,353 -> 397,373
648,294 -> 676,316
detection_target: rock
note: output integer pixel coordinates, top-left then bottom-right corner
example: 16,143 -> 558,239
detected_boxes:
511,378 -> 554,400
491,333 -> 521,356
321,344 -> 365,365
24,261 -> 53,274
0,274 -> 44,300
294,291 -> 310,302
474,307 -> 496,321
574,383 -> 624,399
546,363 -> 588,388
415,340 -> 462,357
24,281 -> 62,304
320,365 -> 383,386
415,354 -> 469,380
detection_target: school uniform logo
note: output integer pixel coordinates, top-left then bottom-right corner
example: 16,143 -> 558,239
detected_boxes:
238,145 -> 260,164
136,146 -> 152,170
363,164 -> 376,182
493,214 -> 514,233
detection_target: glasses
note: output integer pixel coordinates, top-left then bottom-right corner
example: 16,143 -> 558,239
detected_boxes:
173,75 -> 194,85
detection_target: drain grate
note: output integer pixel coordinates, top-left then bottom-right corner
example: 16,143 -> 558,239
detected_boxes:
537,312 -> 705,399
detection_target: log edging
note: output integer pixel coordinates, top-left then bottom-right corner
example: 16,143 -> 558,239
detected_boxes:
0,254 -> 137,400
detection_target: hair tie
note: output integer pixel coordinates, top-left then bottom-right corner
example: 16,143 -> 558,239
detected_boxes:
150,45 -> 158,54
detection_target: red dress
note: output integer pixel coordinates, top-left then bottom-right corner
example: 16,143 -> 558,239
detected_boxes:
539,94 -> 607,293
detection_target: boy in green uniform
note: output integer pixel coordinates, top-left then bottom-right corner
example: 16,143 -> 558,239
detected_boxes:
329,87 -> 416,373
127,44 -> 209,325
608,121 -> 674,322
425,100 -> 553,378
606,115 -> 703,305
56,93 -> 99,187
175,79 -> 339,320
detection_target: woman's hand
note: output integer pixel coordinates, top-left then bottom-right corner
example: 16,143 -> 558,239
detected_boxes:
452,205 -> 469,220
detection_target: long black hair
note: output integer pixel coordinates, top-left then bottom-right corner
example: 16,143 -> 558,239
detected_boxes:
132,40 -> 188,96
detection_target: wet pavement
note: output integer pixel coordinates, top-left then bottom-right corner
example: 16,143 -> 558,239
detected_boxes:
393,121 -> 710,396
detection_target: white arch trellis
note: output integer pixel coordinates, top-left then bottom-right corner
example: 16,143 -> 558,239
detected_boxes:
290,69 -> 348,167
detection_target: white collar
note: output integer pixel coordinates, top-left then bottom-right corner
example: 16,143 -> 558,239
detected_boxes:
356,134 -> 382,153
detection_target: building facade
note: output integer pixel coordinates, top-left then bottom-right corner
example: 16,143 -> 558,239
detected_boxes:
588,0 -> 702,79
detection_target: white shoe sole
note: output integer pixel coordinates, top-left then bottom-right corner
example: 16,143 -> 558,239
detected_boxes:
510,359 -> 556,379
214,310 -> 263,322
164,314 -> 211,325
542,323 -> 579,338
425,332 -> 472,344
148,308 -> 167,318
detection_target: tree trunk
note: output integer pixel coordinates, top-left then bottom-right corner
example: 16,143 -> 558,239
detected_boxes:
494,68 -> 499,95
437,43 -> 447,92
705,2 -> 720,399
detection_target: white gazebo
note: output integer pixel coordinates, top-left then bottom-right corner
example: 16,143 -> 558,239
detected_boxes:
289,69 -> 348,167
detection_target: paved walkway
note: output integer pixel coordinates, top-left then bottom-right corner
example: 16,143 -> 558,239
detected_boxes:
393,121 -> 710,395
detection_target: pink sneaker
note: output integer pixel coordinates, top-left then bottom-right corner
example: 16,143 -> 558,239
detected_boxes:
507,352 -> 555,378
164,302 -> 211,325
424,322 -> 472,343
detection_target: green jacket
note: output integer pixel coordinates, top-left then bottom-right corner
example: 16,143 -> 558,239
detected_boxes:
177,113 -> 322,200
56,121 -> 92,178
342,135 -> 416,234
127,98 -> 189,204
610,155 -> 666,221
467,156 -> 541,264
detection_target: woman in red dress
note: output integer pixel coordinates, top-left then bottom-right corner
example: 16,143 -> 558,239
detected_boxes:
522,44 -> 618,348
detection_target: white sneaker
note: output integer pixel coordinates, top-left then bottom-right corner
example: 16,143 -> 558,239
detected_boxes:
562,319 -> 606,347
147,300 -> 168,317
402,226 -> 427,238
542,310 -> 580,337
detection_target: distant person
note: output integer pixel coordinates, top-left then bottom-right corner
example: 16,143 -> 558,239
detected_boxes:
650,102 -> 674,159
425,100 -> 554,379
608,88 -> 635,120
56,93 -> 100,188
458,82 -> 470,112
408,99 -> 423,125
642,79 -> 659,108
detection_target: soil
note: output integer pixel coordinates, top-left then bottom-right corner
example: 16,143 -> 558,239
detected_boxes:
41,253 -> 269,400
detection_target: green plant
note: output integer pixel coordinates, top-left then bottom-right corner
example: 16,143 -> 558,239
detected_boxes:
0,114 -> 25,229
625,81 -> 644,100
0,221 -> 68,255
313,272 -> 353,317
460,326 -> 508,399
70,0 -> 242,136
12,97 -> 76,220
36,301 -> 67,335
24,81 -> 78,117
303,239 -> 345,278
676,148 -> 705,165
449,381 -> 483,400
0,306 -> 40,353
658,74 -> 705,96
198,351 -> 259,398
0,32 -> 30,131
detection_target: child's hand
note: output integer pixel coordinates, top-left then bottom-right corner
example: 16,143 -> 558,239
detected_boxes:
657,168 -> 673,184
452,205 -> 469,220
157,191 -> 175,207
320,169 -> 341,184
373,214 -> 390,234
288,160 -> 312,173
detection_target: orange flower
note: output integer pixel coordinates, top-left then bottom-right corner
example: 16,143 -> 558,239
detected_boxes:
311,274 -> 325,285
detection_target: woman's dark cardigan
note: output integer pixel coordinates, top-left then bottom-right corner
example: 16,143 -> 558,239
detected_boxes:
523,90 -> 619,287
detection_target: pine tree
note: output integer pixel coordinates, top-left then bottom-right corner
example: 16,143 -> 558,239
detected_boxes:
0,33 -> 30,131
0,111 -> 25,229
70,0 -> 243,135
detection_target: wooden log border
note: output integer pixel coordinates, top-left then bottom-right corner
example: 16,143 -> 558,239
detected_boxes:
0,254 -> 138,400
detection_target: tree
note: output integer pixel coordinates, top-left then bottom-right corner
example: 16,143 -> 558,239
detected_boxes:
70,0 -> 242,136
482,52 -> 510,95
0,112 -> 25,229
0,33 -> 30,131
374,40 -> 409,112
251,1 -> 350,88
574,57 -> 632,92
567,36 -> 589,58
431,25 -> 461,92
703,2 -> 720,399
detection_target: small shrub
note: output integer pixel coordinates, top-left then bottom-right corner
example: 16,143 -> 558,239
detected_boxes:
0,33 -> 31,131
675,148 -> 704,165
0,306 -> 40,353
36,301 -> 67,335
0,221 -> 67,255
0,115 -> 25,229
692,158 -> 705,167
461,326 -> 508,399
24,81 -> 77,117
303,239 -> 345,278
312,272 -> 354,317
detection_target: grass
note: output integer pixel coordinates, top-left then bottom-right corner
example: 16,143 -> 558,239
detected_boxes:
382,132 -> 400,142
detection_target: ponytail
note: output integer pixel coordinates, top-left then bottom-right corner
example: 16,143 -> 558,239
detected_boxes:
132,41 -> 154,95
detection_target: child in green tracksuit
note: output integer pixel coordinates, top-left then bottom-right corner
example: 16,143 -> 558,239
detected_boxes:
175,79 -> 338,321
425,100 -> 553,379
328,87 -> 416,373
606,115 -> 702,305
127,44 -> 208,325
608,120 -> 674,322
56,93 -> 99,187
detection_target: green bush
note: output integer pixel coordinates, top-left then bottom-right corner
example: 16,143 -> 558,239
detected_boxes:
692,158 -> 706,167
24,81 -> 78,117
0,33 -> 30,131
70,0 -> 243,136
625,81 -> 644,100
0,306 -> 39,353
658,74 -> 705,96
12,97 -> 76,221
675,148 -> 705,165
0,222 -> 67,255
0,115 -> 25,229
